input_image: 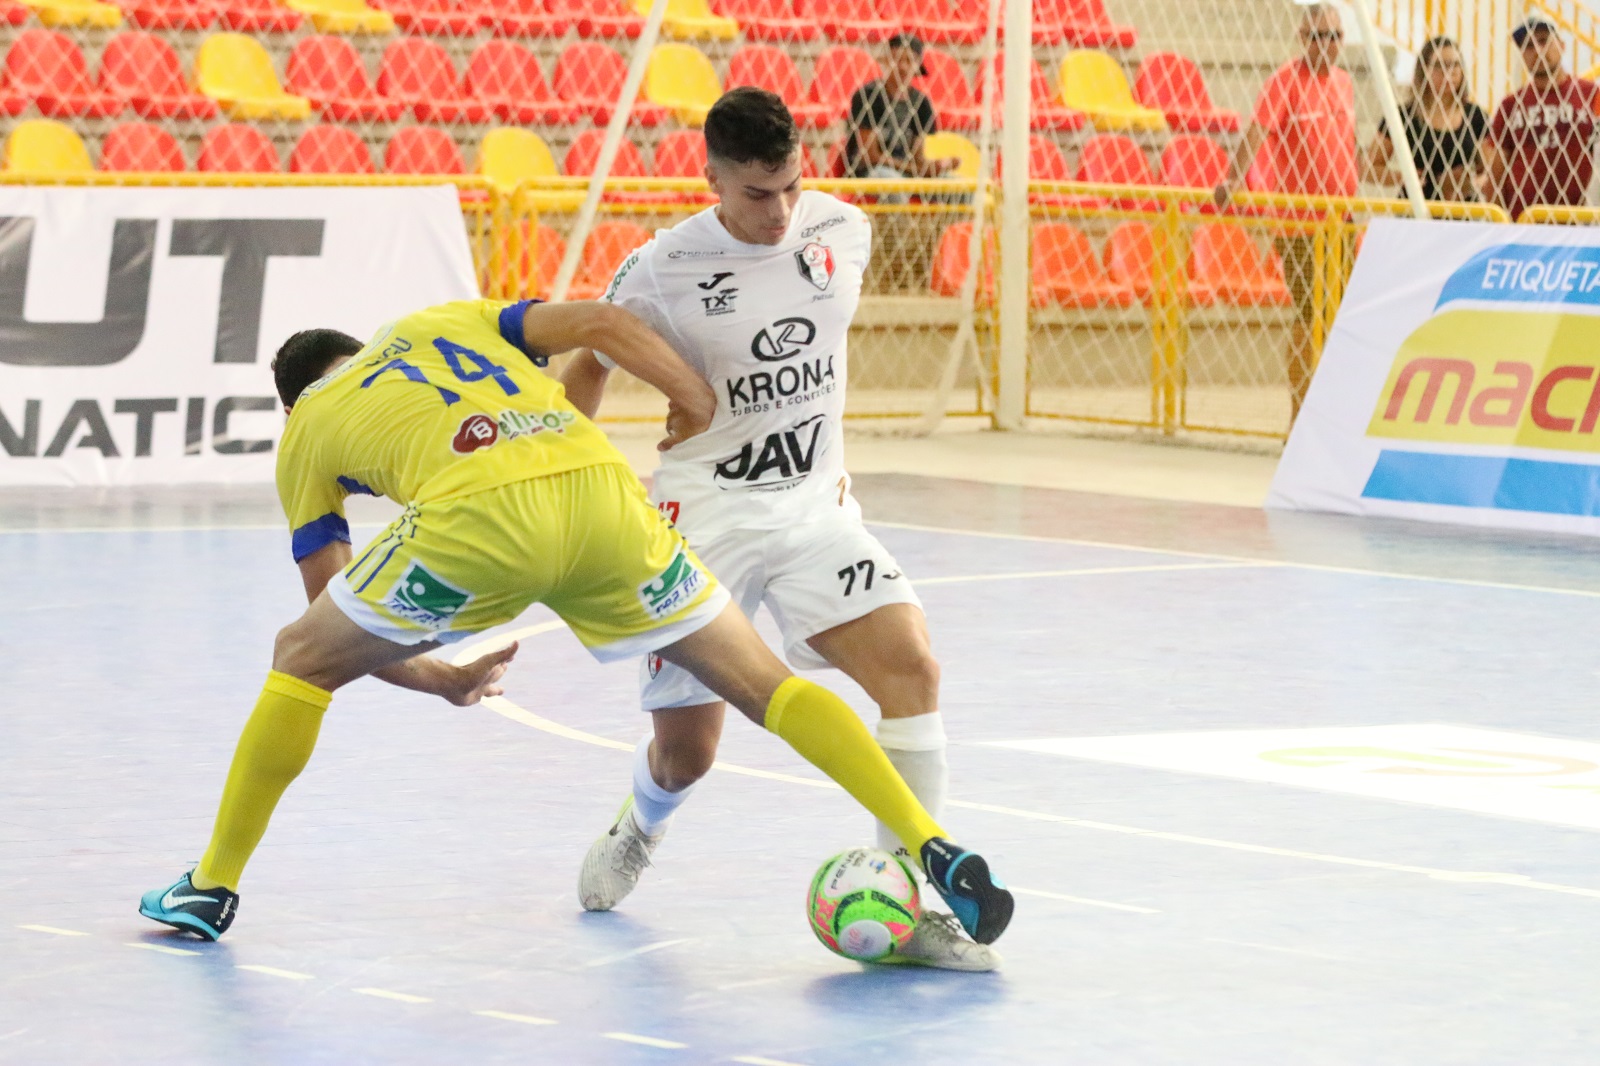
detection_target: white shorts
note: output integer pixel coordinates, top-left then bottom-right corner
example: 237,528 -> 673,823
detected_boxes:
640,509 -> 922,711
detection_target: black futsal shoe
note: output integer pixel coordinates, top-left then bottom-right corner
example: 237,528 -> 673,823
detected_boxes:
138,871 -> 238,941
919,837 -> 1014,945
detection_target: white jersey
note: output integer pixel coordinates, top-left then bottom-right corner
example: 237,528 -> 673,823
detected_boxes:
593,190 -> 870,542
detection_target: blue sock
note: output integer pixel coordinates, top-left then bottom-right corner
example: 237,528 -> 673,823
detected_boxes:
631,736 -> 692,834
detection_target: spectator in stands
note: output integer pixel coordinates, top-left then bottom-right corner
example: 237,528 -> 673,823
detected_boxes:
1482,15 -> 1600,222
1363,35 -> 1487,202
843,32 -> 956,182
1213,1 -> 1356,422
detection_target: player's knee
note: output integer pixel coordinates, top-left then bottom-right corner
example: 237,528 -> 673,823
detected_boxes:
655,738 -> 717,791
889,643 -> 940,697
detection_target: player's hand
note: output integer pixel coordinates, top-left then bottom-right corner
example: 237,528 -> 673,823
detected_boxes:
441,641 -> 519,706
660,384 -> 716,452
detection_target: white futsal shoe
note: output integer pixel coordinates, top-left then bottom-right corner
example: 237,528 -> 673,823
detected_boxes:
579,797 -> 665,912
887,910 -> 1002,972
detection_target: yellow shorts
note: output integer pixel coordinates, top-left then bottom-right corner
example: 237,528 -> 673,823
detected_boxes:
325,462 -> 729,661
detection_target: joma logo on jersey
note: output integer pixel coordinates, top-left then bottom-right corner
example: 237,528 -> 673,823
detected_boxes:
638,549 -> 705,619
381,563 -> 473,630
725,355 -> 836,412
751,317 -> 816,362
713,414 -> 827,488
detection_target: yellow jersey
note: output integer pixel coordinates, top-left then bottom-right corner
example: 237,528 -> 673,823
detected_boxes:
278,299 -> 628,561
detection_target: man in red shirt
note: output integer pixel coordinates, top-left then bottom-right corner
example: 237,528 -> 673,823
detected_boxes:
1214,2 -> 1357,423
1483,15 -> 1600,222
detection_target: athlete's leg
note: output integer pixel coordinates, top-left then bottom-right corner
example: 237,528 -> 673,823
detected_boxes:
638,702 -> 725,825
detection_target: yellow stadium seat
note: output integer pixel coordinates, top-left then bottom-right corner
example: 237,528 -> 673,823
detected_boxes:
4,119 -> 93,174
1058,49 -> 1165,132
924,131 -> 979,179
644,43 -> 722,127
196,33 -> 313,121
633,0 -> 737,40
19,0 -> 122,28
476,127 -> 584,208
283,0 -> 394,33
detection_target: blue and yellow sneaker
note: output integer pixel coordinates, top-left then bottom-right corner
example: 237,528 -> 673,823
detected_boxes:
919,838 -> 1014,945
138,871 -> 238,941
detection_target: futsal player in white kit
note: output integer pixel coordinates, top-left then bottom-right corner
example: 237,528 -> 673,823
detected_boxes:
562,88 -> 995,970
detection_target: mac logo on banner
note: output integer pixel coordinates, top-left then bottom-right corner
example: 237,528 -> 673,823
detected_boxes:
0,217 -> 324,368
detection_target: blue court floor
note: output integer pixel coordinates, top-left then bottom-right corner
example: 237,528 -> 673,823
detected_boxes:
4,473 -> 1600,1064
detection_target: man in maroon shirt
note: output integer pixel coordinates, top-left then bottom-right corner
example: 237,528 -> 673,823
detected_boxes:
1483,14 -> 1600,221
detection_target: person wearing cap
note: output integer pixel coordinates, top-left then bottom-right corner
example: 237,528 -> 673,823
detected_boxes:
843,32 -> 957,182
1481,15 -> 1600,222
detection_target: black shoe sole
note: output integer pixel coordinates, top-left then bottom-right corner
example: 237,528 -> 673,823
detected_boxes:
953,853 -> 1014,945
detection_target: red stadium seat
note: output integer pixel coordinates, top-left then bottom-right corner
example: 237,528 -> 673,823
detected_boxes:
548,0 -> 642,38
1030,221 -> 1136,307
1160,133 -> 1228,190
712,0 -> 816,42
510,222 -> 565,299
378,38 -> 490,124
100,32 -> 218,119
1104,219 -> 1216,306
287,36 -> 405,122
4,30 -> 123,118
289,123 -> 375,173
1134,51 -> 1240,133
123,0 -> 217,30
1044,0 -> 1135,48
930,220 -> 997,300
483,0 -> 570,37
808,46 -> 880,118
554,41 -> 671,125
1076,133 -> 1154,186
100,121 -> 186,171
197,123 -> 279,172
798,0 -> 892,42
215,0 -> 302,31
1189,222 -> 1291,306
1,0 -> 29,25
913,47 -> 981,132
378,0 -> 482,34
465,40 -> 583,125
567,220 -> 652,299
997,134 -> 1100,208
982,52 -> 1084,132
384,125 -> 465,173
563,128 -> 675,203
654,127 -> 713,203
726,46 -> 836,127
878,0 -> 979,45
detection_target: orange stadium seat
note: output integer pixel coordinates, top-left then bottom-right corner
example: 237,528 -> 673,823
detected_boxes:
554,41 -> 671,125
808,45 -> 879,120
549,0 -> 641,38
712,0 -> 816,42
726,46 -> 836,128
465,40 -> 583,125
519,223 -> 565,299
215,0 -> 302,29
563,127 -> 675,203
1030,222 -> 1136,307
982,53 -> 1084,132
654,127 -> 713,202
930,220 -> 997,300
377,37 -> 490,123
1076,133 -> 1154,185
287,35 -> 405,122
1,0 -> 29,23
879,0 -> 980,46
1049,0 -> 1136,49
1189,223 -> 1291,306
123,0 -> 216,29
914,47 -> 981,132
1160,133 -> 1227,190
197,122 -> 280,172
4,118 -> 93,171
4,29 -> 123,117
484,0 -> 569,37
289,123 -> 375,172
379,0 -> 481,33
799,0 -> 891,42
384,124 -> 465,173
197,33 -> 311,119
1134,51 -> 1240,133
996,134 -> 1100,208
1104,219 -> 1216,306
100,32 -> 218,119
567,220 -> 652,299
100,121 -> 187,170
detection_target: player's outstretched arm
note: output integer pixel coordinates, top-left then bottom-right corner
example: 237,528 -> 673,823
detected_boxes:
521,301 -> 711,423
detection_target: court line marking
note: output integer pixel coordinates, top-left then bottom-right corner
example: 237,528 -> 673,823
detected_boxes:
1008,887 -> 1161,914
732,1056 -> 811,1066
584,937 -> 695,968
605,1032 -> 688,1049
473,1010 -> 558,1026
125,941 -> 201,957
18,924 -> 88,937
1205,937 -> 1354,963
237,964 -> 315,981
453,625 -> 1600,905
914,561 -> 1271,586
353,987 -> 432,1004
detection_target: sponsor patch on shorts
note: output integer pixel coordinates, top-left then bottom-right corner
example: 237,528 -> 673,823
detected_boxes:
638,548 -> 705,620
381,562 -> 474,629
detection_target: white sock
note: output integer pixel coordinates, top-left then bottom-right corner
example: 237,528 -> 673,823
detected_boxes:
630,736 -> 692,835
875,713 -> 948,858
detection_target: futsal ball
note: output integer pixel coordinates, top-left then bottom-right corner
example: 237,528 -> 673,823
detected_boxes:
806,847 -> 921,961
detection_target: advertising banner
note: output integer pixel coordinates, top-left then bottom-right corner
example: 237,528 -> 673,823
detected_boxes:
0,185 -> 477,487
1270,218 -> 1600,536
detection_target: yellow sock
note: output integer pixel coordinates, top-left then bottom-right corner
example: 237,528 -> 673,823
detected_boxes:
765,677 -> 945,855
191,670 -> 331,892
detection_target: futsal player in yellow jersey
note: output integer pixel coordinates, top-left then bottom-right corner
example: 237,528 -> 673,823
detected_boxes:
138,297 -> 1014,947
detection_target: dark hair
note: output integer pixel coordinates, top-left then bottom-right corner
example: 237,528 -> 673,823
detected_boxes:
272,328 -> 362,409
1411,35 -> 1470,106
704,87 -> 799,169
